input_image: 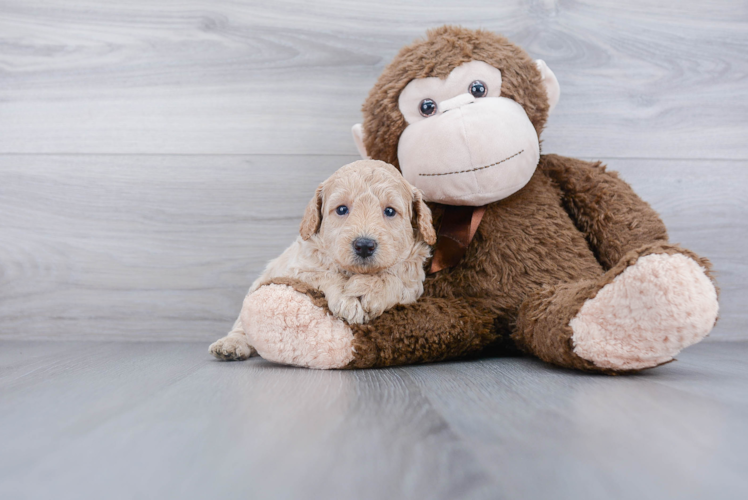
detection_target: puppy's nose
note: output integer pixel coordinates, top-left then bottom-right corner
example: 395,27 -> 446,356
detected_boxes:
353,237 -> 377,258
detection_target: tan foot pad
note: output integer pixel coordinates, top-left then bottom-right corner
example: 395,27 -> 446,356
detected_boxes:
242,284 -> 354,369
571,253 -> 719,371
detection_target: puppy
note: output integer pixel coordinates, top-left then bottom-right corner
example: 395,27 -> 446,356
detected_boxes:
209,159 -> 437,361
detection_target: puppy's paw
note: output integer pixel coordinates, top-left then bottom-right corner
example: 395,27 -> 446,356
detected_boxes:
359,293 -> 389,321
209,336 -> 256,361
329,295 -> 369,324
346,275 -> 402,321
344,274 -> 380,296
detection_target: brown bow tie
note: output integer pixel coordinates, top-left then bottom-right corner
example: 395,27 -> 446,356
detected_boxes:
429,205 -> 486,274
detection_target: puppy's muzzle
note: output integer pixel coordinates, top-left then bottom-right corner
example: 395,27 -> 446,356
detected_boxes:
352,237 -> 377,259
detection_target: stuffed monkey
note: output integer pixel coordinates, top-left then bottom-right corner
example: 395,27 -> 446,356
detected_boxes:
221,26 -> 718,373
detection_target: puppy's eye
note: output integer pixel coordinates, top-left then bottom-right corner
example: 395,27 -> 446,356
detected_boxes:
336,205 -> 349,216
419,99 -> 437,117
384,207 -> 396,217
469,80 -> 487,98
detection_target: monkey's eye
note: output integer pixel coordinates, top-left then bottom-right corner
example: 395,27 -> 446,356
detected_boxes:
384,207 -> 396,217
469,80 -> 488,98
336,205 -> 349,216
419,99 -> 437,117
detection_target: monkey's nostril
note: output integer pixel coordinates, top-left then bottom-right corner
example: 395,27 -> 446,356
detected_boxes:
352,237 -> 377,258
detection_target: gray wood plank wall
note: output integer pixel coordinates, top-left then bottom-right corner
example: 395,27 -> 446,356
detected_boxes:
1,0 -> 746,341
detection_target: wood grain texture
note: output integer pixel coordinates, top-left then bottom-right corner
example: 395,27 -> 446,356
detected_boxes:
1,0 -> 747,158
0,155 -> 342,340
1,340 -> 747,500
0,155 -> 745,341
1,4 -> 746,496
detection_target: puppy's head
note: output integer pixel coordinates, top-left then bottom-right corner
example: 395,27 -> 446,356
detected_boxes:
300,160 -> 436,274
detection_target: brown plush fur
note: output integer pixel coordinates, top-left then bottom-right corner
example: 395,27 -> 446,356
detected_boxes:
346,155 -> 717,371
338,26 -> 717,372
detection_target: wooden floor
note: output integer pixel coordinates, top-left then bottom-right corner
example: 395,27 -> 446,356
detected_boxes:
1,340 -> 747,500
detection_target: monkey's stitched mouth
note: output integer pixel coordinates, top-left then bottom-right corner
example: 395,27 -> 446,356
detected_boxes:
418,150 -> 524,177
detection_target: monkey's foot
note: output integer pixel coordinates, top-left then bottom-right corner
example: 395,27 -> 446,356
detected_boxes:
242,283 -> 355,369
570,253 -> 719,371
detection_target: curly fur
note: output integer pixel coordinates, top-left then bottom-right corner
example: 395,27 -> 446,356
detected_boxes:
209,160 -> 434,360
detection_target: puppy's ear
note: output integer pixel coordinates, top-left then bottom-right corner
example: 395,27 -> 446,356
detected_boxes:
300,184 -> 324,240
412,188 -> 436,245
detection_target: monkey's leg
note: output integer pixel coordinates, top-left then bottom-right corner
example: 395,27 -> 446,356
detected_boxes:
242,278 -> 499,369
513,243 -> 719,373
540,154 -> 670,269
209,315 -> 257,361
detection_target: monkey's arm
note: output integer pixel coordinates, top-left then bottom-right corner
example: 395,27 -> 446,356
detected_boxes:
539,154 -> 668,270
241,278 -> 504,368
347,295 -> 499,368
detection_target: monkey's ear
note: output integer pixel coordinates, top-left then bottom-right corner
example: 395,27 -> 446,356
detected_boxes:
351,124 -> 371,159
535,60 -> 560,114
412,188 -> 437,245
300,184 -> 324,240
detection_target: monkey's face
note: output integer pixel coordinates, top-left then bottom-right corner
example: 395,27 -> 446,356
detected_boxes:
395,61 -> 543,206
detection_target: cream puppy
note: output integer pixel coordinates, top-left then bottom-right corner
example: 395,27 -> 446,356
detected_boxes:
210,160 -> 437,361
